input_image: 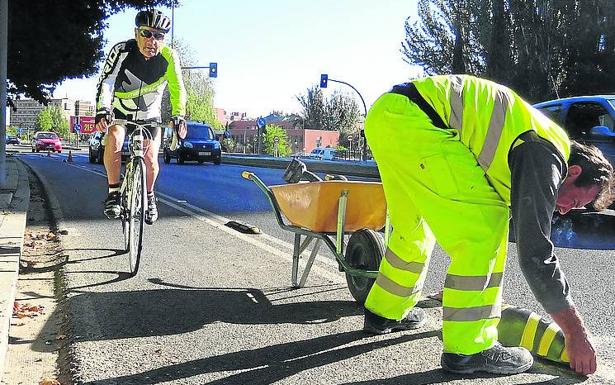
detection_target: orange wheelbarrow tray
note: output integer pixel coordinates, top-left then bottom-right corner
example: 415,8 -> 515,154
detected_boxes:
242,170 -> 389,303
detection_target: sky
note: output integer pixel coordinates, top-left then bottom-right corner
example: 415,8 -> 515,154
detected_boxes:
52,0 -> 420,118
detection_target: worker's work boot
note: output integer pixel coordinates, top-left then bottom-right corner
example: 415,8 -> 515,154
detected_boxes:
363,307 -> 426,334
441,342 -> 533,375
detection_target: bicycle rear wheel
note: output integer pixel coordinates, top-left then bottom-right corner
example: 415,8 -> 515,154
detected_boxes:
126,158 -> 146,276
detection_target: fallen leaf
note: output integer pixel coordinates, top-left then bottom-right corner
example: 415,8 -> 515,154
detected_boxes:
39,378 -> 61,385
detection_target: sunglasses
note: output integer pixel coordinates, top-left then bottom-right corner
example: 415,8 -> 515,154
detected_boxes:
138,28 -> 165,41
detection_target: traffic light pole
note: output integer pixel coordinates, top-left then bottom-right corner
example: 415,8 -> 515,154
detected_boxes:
325,78 -> 368,161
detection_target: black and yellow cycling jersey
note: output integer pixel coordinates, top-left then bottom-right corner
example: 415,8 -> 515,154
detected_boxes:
95,39 -> 186,122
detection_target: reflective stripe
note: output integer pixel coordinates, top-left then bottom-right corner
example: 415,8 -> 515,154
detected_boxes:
444,272 -> 503,291
520,312 -> 541,350
448,75 -> 464,132
538,322 -> 561,357
443,304 -> 500,321
477,90 -> 509,170
374,274 -> 419,297
384,248 -> 425,274
560,347 -> 569,363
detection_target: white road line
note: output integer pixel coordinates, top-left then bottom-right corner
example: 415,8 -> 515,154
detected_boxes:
52,160 -> 346,285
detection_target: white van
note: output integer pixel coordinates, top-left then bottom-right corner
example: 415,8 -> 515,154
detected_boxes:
309,147 -> 338,160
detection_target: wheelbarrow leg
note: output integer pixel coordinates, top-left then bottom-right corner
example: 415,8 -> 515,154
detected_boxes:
292,233 -> 320,288
292,233 -> 301,287
299,239 -> 322,287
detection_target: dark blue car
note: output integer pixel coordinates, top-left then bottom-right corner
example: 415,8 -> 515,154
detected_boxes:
163,121 -> 222,165
533,95 -> 615,167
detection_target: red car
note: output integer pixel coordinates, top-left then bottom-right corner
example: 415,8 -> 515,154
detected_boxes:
31,131 -> 62,153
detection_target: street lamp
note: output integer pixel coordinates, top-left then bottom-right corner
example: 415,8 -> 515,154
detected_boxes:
319,74 -> 368,160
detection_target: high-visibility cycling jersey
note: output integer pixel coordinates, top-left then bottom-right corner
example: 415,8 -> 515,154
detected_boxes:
95,39 -> 186,122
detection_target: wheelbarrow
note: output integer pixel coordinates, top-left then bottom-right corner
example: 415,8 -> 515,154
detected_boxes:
241,159 -> 389,303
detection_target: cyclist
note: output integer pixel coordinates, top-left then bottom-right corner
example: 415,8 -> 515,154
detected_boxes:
95,8 -> 186,225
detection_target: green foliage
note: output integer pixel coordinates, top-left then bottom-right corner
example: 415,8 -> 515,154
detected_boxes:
296,85 -> 360,132
401,0 -> 615,102
263,124 -> 291,157
35,106 -> 69,137
7,0 -> 178,103
161,38 -> 222,129
6,126 -> 18,136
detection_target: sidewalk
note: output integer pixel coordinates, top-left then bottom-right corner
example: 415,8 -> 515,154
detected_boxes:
0,157 -> 29,384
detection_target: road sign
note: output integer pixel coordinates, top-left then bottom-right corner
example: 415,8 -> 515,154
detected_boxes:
256,117 -> 266,129
74,123 -> 81,132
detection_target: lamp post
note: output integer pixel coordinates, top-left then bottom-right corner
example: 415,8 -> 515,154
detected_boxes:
319,74 -> 368,160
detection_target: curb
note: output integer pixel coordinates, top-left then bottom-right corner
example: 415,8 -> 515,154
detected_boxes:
0,158 -> 30,384
221,155 -> 381,178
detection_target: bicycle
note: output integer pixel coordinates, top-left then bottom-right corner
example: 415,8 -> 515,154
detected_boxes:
113,120 -> 153,276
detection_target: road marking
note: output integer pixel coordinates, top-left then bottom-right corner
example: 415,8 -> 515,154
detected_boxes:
45,159 -> 346,285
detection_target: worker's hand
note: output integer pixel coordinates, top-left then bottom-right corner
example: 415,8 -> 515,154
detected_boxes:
565,330 -> 597,375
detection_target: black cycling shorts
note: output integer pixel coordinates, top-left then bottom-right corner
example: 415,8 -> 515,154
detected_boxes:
112,108 -> 162,140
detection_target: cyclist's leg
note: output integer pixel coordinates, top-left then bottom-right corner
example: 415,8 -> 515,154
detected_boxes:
143,126 -> 161,224
103,120 -> 126,219
143,126 -> 162,193
104,124 -> 126,185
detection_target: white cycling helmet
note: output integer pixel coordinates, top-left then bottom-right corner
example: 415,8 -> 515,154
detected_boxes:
135,9 -> 171,33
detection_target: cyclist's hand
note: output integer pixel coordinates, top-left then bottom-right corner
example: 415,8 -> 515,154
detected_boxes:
172,116 -> 187,139
95,110 -> 112,132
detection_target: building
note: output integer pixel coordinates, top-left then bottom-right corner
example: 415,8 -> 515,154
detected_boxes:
10,98 -> 94,138
228,119 -> 339,154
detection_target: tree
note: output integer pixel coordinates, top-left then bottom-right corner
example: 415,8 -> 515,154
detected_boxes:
401,0 -> 615,102
296,85 -> 360,133
263,124 -> 291,157
7,0 -> 177,103
35,106 -> 69,137
160,39 -> 222,129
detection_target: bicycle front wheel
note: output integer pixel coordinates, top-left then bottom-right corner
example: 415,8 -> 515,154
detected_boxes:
127,157 -> 146,276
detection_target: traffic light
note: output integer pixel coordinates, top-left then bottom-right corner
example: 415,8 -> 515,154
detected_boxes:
320,74 -> 328,88
209,62 -> 218,78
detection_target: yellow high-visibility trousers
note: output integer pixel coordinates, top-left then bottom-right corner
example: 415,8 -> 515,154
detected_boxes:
364,93 -> 510,355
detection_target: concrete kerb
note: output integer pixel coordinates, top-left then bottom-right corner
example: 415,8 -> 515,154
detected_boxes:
221,154 -> 381,179
0,157 -> 30,383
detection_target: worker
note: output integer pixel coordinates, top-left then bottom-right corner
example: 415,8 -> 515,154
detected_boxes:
362,75 -> 614,376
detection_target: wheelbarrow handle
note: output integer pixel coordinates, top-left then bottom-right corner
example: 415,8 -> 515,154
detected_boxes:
241,171 -> 255,180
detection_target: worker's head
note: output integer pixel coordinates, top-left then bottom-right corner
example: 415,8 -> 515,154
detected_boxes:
134,9 -> 171,59
557,141 -> 615,214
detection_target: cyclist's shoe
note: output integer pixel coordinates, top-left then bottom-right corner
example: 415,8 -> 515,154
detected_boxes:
363,307 -> 426,335
103,191 -> 121,219
145,194 -> 158,225
441,342 -> 533,375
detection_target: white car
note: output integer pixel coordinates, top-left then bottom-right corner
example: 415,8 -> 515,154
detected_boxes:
309,147 -> 338,160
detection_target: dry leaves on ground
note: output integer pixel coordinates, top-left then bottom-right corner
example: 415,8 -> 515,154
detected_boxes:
12,302 -> 45,319
39,378 -> 61,385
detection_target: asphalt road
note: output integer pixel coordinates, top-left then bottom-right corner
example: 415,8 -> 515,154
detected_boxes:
14,149 -> 615,384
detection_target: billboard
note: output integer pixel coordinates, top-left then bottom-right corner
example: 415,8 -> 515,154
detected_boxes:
70,116 -> 96,134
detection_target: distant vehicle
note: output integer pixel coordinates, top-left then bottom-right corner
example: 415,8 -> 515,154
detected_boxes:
533,95 -> 615,167
5,135 -> 20,145
88,131 -> 129,164
163,121 -> 222,165
308,147 -> 338,160
31,131 -> 62,153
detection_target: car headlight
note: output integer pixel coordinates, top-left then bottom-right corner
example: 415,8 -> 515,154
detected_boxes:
183,141 -> 193,148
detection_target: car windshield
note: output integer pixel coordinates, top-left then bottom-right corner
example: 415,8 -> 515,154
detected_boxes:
608,99 -> 615,111
186,125 -> 213,140
37,133 -> 58,139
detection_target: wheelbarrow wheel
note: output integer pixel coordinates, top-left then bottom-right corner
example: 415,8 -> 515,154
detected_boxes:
345,229 -> 384,304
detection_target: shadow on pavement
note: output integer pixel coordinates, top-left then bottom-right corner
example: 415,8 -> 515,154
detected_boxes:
81,330 -> 440,385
